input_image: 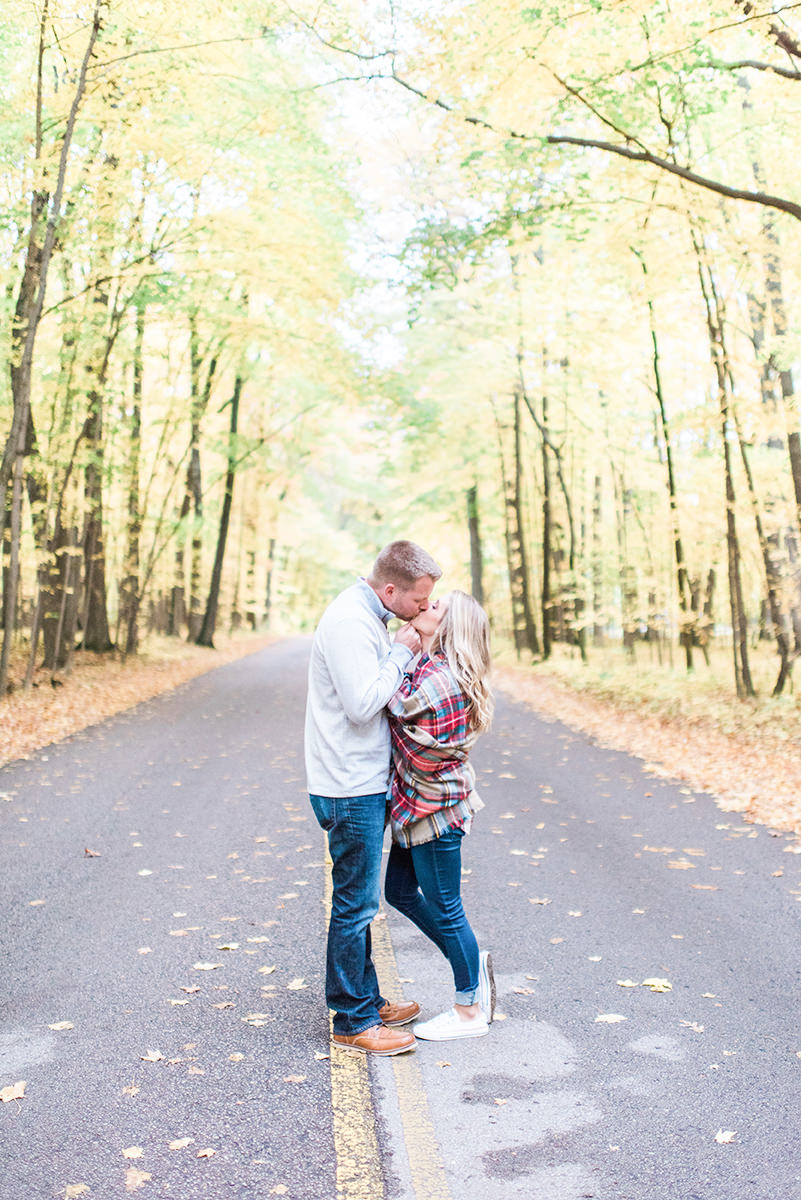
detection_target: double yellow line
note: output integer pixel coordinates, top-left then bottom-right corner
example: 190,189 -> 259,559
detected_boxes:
324,842 -> 452,1200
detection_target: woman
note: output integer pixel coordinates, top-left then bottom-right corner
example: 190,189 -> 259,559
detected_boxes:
384,589 -> 496,1041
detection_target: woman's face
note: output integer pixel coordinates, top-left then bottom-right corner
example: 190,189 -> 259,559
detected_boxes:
412,593 -> 449,639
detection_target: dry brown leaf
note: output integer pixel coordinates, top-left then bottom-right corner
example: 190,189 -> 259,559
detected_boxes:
229,1054 -> 245,1062
617,980 -> 639,988
595,1014 -> 627,1024
48,1021 -> 74,1031
121,1084 -> 140,1097
197,1148 -> 216,1158
257,965 -> 277,975
435,1060 -> 451,1068
63,1187 -> 91,1198
84,848 -> 101,857
0,1080 -> 26,1103
122,1148 -> 144,1160
493,1098 -> 508,1106
188,1066 -> 205,1075
714,1130 -> 737,1144
270,1188 -> 289,1196
168,1138 -> 194,1150
192,962 -> 223,971
286,978 -> 307,991
140,1050 -> 164,1063
124,1167 -> 152,1193
283,1074 -> 306,1083
180,986 -> 201,994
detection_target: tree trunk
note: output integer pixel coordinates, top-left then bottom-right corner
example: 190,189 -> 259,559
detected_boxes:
0,0 -> 104,693
491,394 -> 539,656
633,248 -> 695,670
693,233 -> 755,698
121,304 -> 145,656
197,376 -> 242,648
466,484 -> 484,604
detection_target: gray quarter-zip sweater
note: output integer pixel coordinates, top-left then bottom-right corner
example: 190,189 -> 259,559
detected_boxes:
304,579 -> 414,797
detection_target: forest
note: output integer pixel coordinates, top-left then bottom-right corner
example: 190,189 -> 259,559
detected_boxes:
2,0 -> 801,704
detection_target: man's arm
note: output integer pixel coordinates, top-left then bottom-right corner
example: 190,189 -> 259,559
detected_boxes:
325,618 -> 418,724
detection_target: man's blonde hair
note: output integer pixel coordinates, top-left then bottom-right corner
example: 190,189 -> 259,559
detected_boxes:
369,540 -> 442,588
431,590 -> 494,731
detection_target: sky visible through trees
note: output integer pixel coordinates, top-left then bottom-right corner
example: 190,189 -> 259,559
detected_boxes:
2,0 -> 801,700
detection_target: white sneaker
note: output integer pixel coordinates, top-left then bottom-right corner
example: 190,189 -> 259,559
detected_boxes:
413,1007 -> 489,1041
477,951 -> 496,1023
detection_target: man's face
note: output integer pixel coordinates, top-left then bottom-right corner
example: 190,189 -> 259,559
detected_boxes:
382,576 -> 435,621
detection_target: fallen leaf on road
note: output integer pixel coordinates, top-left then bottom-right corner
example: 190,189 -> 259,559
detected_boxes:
229,1054 -> 245,1062
168,999 -> 188,1007
314,1052 -> 330,1061
667,861 -> 696,870
0,1080 -> 26,1103
138,948 -> 152,955
140,1050 -> 164,1062
180,986 -> 201,993
84,848 -> 101,857
529,898 -> 551,905
247,936 -> 270,943
680,1021 -> 704,1033
286,978 -> 307,991
692,884 -> 719,891
270,1188 -> 289,1196
197,1147 -> 216,1158
122,1084 -> 140,1097
193,963 -> 223,971
595,1014 -> 627,1024
168,1138 -> 194,1150
63,1187 -> 90,1198
642,978 -> 672,993
549,937 -> 564,945
617,980 -> 639,988
714,1130 -> 737,1144
188,1066 -> 205,1075
435,1061 -> 451,1068
283,1074 -> 306,1083
257,965 -> 277,975
49,1021 -> 74,1030
122,1148 -> 144,1160
217,943 -> 239,951
124,1168 -> 151,1192
213,1002 -> 235,1010
494,1098 -> 508,1105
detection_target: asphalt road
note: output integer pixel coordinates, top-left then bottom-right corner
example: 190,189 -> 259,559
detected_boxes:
1,639 -> 800,1200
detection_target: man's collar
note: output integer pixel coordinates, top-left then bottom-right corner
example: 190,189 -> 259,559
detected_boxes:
357,577 -> 393,625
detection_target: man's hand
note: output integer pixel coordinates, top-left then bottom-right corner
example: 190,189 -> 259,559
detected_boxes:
394,622 -> 421,655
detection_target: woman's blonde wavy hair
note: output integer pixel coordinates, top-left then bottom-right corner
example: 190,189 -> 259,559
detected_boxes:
430,590 -> 494,732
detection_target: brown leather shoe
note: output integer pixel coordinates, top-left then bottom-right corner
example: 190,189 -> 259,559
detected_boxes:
332,1024 -> 416,1056
378,999 -> 421,1027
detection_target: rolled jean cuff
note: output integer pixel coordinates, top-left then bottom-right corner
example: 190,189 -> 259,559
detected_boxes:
455,987 -> 477,1005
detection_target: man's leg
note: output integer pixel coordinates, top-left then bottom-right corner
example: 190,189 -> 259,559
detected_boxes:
310,792 -> 386,1036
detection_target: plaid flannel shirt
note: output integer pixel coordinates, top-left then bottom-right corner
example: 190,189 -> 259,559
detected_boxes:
387,652 -> 484,847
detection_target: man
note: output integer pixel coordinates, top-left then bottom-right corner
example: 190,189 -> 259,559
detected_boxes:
305,540 -> 442,1055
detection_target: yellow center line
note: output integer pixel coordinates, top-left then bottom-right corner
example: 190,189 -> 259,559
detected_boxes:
322,833 -> 453,1200
372,912 -> 453,1200
324,841 -> 384,1200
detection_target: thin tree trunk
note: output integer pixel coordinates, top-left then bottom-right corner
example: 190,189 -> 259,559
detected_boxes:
633,247 -> 695,670
197,377 -> 242,647
466,484 -> 484,605
692,231 -> 755,698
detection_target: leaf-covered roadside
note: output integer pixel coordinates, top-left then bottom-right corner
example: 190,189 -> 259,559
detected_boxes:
495,664 -> 801,836
0,633 -> 274,769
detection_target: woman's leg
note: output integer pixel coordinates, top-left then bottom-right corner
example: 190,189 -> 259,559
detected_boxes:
385,841 -> 451,959
407,829 -> 480,1007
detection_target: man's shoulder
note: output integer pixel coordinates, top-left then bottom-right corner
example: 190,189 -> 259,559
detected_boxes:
318,583 -> 377,630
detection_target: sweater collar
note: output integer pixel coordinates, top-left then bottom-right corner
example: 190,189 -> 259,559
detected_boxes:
357,577 -> 393,626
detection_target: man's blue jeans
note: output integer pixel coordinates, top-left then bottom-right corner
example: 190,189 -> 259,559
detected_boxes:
384,826 -> 479,1005
309,792 -> 388,1035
